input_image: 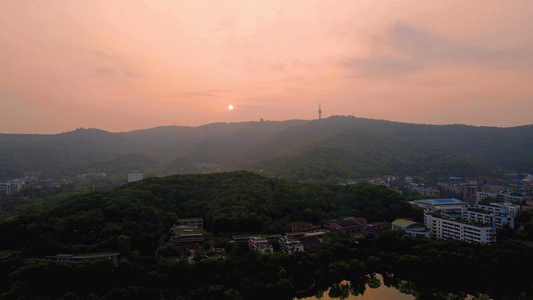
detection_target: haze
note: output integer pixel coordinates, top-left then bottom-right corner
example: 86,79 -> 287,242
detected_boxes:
1,1 -> 533,134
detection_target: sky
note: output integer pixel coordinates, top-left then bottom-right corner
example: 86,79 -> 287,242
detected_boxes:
1,1 -> 533,134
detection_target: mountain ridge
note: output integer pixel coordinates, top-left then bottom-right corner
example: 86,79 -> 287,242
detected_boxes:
1,116 -> 532,180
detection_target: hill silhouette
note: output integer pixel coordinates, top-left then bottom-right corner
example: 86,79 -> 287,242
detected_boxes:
1,116 -> 532,180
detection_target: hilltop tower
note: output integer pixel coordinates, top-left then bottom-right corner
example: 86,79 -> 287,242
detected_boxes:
318,103 -> 322,120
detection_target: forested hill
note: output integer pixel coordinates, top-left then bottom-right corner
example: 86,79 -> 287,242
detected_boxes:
1,116 -> 532,180
0,171 -> 415,255
3,171 -> 533,299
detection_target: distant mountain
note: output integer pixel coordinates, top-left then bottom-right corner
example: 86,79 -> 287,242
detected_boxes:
246,117 -> 533,180
1,117 -> 532,180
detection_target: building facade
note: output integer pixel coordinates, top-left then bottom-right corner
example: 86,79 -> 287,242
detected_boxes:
0,181 -> 23,196
416,198 -> 498,244
426,215 -> 496,245
249,237 -> 273,254
287,222 -> 312,232
127,171 -> 143,183
279,235 -> 304,254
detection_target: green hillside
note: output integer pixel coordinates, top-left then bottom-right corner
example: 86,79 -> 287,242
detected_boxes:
0,171 -> 414,255
2,171 -> 533,300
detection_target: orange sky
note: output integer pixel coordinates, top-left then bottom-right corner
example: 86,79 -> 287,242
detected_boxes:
1,1 -> 533,133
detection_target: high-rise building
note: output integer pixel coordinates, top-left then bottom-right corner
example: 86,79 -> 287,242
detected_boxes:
128,171 -> 143,183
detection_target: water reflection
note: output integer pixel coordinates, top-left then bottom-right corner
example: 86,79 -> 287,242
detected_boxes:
297,274 -> 415,300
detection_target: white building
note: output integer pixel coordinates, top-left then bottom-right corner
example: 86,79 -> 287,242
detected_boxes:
411,198 -> 467,210
460,202 -> 519,229
476,191 -> 533,203
128,171 -> 143,183
462,209 -> 515,229
417,198 -> 498,244
473,202 -> 520,217
426,215 -> 496,245
0,180 -> 24,196
411,198 -> 467,228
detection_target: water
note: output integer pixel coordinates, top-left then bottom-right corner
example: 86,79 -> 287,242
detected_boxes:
297,274 -> 415,300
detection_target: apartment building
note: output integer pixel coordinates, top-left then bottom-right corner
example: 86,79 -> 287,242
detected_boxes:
476,191 -> 532,203
415,198 -> 497,244
426,215 -> 496,245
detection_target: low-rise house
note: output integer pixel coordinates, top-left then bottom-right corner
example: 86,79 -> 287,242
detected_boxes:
524,200 -> 533,210
298,236 -> 321,249
249,236 -> 273,254
169,226 -> 205,248
321,220 -> 337,230
409,186 -> 441,197
360,222 -> 390,238
361,227 -> 381,238
367,222 -> 390,230
168,218 -> 205,248
353,218 -> 368,226
176,218 -> 204,229
287,222 -> 313,232
323,219 -> 364,234
391,219 -> 430,237
330,220 -> 363,234
391,219 -> 425,231
279,234 -> 304,254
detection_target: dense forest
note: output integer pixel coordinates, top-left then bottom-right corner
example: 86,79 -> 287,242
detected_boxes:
0,171 -> 419,255
1,116 -> 532,180
1,172 -> 533,299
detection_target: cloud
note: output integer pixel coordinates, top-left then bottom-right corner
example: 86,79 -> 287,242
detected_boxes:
175,92 -> 221,98
93,51 -> 146,80
95,68 -> 117,77
343,23 -> 533,77
207,89 -> 231,94
92,51 -> 121,62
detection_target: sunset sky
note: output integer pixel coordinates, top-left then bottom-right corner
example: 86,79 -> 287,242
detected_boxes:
1,1 -> 533,134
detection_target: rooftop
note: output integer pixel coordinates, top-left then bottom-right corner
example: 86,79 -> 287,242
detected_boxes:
336,220 -> 361,228
426,198 -> 463,204
299,236 -> 321,245
392,219 -> 425,230
431,214 -> 492,228
175,227 -> 203,235
288,221 -> 311,226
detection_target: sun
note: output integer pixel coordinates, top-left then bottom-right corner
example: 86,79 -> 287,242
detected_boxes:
228,105 -> 234,110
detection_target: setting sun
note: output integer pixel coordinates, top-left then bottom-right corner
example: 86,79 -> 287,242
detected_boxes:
228,105 -> 234,110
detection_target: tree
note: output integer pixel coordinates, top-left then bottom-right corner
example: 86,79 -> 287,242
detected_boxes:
118,235 -> 132,257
